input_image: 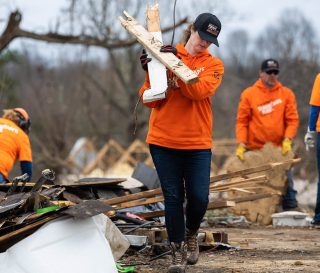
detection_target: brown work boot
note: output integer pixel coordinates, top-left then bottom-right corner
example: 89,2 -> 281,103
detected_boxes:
185,229 -> 199,265
168,242 -> 187,273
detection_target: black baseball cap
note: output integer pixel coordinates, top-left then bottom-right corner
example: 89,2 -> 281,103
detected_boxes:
261,59 -> 280,72
194,13 -> 221,47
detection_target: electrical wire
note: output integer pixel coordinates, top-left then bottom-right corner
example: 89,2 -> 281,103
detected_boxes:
170,0 -> 178,45
132,93 -> 143,135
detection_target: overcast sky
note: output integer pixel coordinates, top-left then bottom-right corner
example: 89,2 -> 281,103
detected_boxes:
1,0 -> 319,61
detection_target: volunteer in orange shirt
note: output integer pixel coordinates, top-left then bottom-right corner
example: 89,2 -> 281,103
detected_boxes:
236,59 -> 299,210
139,13 -> 224,273
0,108 -> 32,183
304,73 -> 320,225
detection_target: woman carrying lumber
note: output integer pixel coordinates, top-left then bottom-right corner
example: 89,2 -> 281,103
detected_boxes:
139,13 -> 224,273
305,73 -> 320,226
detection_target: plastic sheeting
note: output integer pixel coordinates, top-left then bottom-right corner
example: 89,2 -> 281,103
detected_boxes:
0,214 -> 118,273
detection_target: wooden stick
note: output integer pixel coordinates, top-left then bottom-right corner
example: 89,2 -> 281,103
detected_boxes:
114,195 -> 164,209
102,160 -> 298,207
212,175 -> 268,188
102,188 -> 162,205
0,214 -> 63,244
210,158 -> 300,183
207,200 -> 235,210
231,192 -> 273,203
119,11 -> 198,84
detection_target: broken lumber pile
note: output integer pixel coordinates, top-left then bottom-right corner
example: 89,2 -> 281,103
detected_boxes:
99,158 -> 299,219
222,143 -> 300,225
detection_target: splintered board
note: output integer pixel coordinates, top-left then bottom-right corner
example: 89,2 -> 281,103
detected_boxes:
119,11 -> 198,84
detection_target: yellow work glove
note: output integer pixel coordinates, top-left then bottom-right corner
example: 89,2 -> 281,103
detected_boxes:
236,143 -> 246,160
282,138 -> 292,155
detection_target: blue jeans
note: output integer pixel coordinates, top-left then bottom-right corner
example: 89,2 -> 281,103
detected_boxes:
314,133 -> 320,222
149,144 -> 211,243
282,169 -> 298,209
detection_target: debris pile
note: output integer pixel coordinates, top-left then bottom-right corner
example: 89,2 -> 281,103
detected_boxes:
0,150 -> 300,271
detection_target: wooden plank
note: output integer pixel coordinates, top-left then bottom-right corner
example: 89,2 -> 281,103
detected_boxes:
210,176 -> 268,192
119,11 -> 199,84
207,200 -> 235,210
146,4 -> 161,32
231,192 -> 273,203
82,139 -> 126,175
143,4 -> 167,103
102,160 -> 299,208
136,210 -> 165,219
229,188 -> 256,194
0,182 -> 51,189
210,158 -> 300,183
212,175 -> 268,188
102,187 -> 162,205
115,195 -> 164,209
57,178 -> 126,187
103,175 -> 266,206
82,142 -> 110,175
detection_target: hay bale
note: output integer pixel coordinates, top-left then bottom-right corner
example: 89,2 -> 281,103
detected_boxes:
222,143 -> 294,225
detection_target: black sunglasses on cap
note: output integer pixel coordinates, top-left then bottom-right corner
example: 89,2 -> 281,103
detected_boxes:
266,70 -> 279,75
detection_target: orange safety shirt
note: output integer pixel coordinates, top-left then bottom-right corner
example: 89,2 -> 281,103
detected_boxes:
236,79 -> 299,150
0,118 -> 32,179
139,44 -> 224,149
309,73 -> 320,131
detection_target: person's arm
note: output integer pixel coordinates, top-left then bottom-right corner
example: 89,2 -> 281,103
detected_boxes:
283,90 -> 299,139
236,91 -> 251,145
178,59 -> 224,100
308,105 -> 320,131
20,161 -> 32,181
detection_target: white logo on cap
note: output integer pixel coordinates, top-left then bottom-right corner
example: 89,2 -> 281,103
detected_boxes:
207,23 -> 219,36
267,60 -> 278,68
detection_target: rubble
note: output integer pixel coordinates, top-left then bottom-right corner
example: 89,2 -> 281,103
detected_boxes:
0,140 -> 306,273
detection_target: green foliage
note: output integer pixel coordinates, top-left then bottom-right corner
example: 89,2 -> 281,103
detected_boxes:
0,50 -> 21,66
0,50 -> 20,107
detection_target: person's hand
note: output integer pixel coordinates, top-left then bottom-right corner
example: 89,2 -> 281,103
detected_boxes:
236,143 -> 246,161
160,45 -> 177,55
304,130 -> 316,151
140,49 -> 152,71
282,138 -> 292,155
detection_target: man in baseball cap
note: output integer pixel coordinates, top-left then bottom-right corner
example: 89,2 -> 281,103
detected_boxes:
261,58 -> 280,73
194,13 -> 221,47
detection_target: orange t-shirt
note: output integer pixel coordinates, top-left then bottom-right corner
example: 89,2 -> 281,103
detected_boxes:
309,73 -> 320,131
0,118 -> 32,178
139,44 -> 224,149
236,79 -> 299,150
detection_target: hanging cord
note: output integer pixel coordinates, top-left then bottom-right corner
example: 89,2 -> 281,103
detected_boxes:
133,93 -> 143,135
170,0 -> 178,45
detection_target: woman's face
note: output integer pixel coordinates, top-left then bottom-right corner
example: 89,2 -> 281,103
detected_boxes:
189,29 -> 212,54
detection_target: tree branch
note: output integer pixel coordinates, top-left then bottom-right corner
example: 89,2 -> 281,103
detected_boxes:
0,10 -> 188,53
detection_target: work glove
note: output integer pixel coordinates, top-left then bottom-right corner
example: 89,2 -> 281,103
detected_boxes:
140,49 -> 152,71
282,138 -> 292,155
236,143 -> 246,161
160,45 -> 177,55
304,128 -> 316,151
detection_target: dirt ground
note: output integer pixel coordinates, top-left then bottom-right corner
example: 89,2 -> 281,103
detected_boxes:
124,226 -> 320,273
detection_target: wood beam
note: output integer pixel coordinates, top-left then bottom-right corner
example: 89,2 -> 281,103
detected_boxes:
119,11 -> 199,84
